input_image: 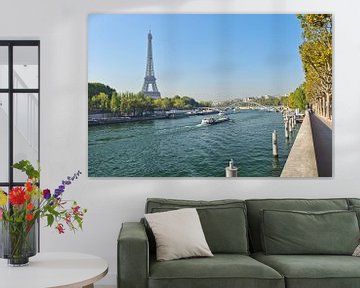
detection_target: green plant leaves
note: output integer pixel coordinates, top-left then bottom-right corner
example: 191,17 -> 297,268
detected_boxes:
12,160 -> 40,180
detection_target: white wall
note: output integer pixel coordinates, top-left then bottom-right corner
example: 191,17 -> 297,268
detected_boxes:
1,0 -> 360,285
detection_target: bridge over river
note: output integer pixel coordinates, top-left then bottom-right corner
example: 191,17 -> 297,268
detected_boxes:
215,101 -> 282,113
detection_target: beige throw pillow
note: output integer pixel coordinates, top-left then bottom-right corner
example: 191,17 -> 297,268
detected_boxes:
353,244 -> 360,256
145,208 -> 213,261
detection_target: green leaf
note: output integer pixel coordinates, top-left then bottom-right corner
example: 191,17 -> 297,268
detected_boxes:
12,160 -> 40,180
47,214 -> 54,227
46,205 -> 60,217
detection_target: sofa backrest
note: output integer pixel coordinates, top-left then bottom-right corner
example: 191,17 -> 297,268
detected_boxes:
145,198 -> 249,255
347,198 -> 360,229
245,198 -> 349,252
348,198 -> 360,207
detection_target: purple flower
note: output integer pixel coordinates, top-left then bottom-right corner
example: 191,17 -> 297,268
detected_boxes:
43,189 -> 51,200
55,171 -> 82,199
54,189 -> 62,198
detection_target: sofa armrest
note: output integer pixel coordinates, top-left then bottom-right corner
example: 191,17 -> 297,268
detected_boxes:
118,222 -> 149,288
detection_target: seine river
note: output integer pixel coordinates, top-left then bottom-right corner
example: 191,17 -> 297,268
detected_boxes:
88,110 -> 299,177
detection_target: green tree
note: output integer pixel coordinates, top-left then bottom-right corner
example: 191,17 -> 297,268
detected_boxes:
118,92 -> 155,116
88,82 -> 115,100
288,85 -> 308,111
298,14 -> 332,119
144,96 -> 154,115
89,92 -> 110,112
153,98 -> 163,110
115,92 -> 212,115
182,96 -> 197,108
161,97 -> 172,111
280,96 -> 289,107
173,96 -> 186,109
120,92 -> 131,116
98,92 -> 110,111
110,92 -> 121,115
198,100 -> 213,108
129,93 -> 139,116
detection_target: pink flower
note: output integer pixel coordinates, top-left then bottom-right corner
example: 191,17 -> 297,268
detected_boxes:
56,223 -> 65,234
72,205 -> 80,215
0,208 -> 3,220
65,214 -> 71,225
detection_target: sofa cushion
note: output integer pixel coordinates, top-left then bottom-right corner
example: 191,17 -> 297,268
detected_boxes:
346,199 -> 360,229
261,209 -> 359,255
246,198 -> 349,252
349,205 -> 360,228
252,252 -> 360,288
145,208 -> 213,261
347,198 -> 360,207
149,254 -> 284,288
146,198 -> 249,254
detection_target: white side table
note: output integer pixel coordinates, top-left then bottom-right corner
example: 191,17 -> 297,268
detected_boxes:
0,252 -> 108,288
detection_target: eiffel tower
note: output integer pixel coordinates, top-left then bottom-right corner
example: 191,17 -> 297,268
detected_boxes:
141,30 -> 161,99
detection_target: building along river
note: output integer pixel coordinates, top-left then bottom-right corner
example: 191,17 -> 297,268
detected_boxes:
88,110 -> 299,177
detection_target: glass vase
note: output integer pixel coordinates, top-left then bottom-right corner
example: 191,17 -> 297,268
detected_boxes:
0,220 -> 37,266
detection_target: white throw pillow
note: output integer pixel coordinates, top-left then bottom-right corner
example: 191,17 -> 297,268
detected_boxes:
145,208 -> 213,261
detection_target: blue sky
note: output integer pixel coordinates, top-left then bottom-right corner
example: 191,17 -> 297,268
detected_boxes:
88,14 -> 304,101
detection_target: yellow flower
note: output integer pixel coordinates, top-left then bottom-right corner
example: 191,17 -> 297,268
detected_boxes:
0,190 -> 7,206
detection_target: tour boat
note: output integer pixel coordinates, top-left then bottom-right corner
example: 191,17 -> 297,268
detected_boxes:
201,115 -> 230,126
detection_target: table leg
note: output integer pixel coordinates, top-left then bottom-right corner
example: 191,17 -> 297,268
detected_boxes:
82,284 -> 94,288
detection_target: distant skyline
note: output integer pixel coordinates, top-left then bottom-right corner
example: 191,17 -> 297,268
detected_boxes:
88,14 -> 304,101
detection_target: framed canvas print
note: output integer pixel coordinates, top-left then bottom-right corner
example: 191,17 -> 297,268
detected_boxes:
88,14 -> 332,177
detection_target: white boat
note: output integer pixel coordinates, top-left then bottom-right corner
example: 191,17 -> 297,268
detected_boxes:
197,109 -> 219,115
201,115 -> 230,126
166,110 -> 189,118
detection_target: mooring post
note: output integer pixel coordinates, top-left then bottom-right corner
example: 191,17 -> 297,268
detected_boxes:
225,159 -> 238,177
288,117 -> 293,133
285,119 -> 289,138
272,130 -> 278,157
291,115 -> 295,129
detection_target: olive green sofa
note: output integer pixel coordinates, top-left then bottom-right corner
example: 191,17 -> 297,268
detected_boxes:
118,198 -> 360,288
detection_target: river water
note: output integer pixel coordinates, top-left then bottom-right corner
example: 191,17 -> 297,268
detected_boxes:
88,110 -> 299,177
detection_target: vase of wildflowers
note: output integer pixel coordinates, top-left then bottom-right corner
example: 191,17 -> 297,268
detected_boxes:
0,160 -> 86,266
0,216 -> 37,266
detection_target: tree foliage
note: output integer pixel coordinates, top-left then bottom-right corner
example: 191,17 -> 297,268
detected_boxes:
89,92 -> 110,112
88,82 -> 116,100
254,96 -> 282,107
287,85 -> 308,110
88,84 -> 211,116
297,14 -> 332,118
110,92 -> 121,114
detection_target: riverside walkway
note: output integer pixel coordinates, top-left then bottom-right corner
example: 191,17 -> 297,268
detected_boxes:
281,111 -> 332,177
